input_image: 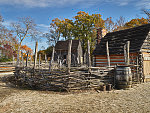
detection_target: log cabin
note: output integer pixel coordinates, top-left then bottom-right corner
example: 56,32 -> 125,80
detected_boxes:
55,40 -> 83,66
93,24 -> 150,82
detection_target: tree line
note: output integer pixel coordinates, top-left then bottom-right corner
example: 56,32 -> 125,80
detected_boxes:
0,9 -> 149,61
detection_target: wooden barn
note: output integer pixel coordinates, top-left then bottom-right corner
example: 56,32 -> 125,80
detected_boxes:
55,40 -> 83,66
93,24 -> 150,82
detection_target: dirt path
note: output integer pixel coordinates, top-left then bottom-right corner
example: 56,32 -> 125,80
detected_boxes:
0,78 -> 150,113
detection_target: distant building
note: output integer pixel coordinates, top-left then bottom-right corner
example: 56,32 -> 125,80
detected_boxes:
55,40 -> 83,66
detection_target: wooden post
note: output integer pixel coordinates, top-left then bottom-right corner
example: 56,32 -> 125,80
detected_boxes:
106,41 -> 110,67
21,51 -> 24,67
67,40 -> 72,74
136,56 -> 139,82
29,52 -> 32,66
39,54 -> 41,68
26,51 -> 29,67
87,40 -> 91,73
127,41 -> 130,65
34,41 -> 38,69
124,44 -> 127,64
45,54 -> 47,63
49,47 -> 55,72
16,46 -> 20,67
124,41 -> 130,65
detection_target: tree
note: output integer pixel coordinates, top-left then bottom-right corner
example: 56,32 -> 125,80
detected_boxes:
142,9 -> 150,23
50,11 -> 105,54
44,23 -> 60,46
0,14 -> 18,59
11,17 -> 37,48
125,17 -> 149,28
105,17 -> 115,32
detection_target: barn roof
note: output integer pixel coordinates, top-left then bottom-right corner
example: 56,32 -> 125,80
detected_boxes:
93,24 -> 150,55
55,40 -> 80,51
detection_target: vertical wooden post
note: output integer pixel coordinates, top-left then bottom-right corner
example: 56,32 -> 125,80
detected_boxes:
34,41 -> 38,69
136,56 -> 139,82
21,51 -> 24,67
39,54 -> 41,68
127,41 -> 130,65
106,41 -> 110,67
45,54 -> 47,63
124,44 -> 127,64
16,46 -> 20,67
67,40 -> 72,74
26,51 -> 29,67
87,40 -> 91,72
49,47 -> 55,72
29,52 -> 32,66
124,41 -> 130,65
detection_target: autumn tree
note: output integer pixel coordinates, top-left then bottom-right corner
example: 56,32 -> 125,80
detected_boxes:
125,17 -> 149,28
0,14 -> 18,59
50,11 -> 105,54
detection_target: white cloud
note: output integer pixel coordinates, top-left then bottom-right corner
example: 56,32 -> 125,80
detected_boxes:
0,0 -> 149,9
136,0 -> 150,9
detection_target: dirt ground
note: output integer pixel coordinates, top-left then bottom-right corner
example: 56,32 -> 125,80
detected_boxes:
0,75 -> 150,113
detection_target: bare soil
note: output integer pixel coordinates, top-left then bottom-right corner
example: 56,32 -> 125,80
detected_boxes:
0,76 -> 150,113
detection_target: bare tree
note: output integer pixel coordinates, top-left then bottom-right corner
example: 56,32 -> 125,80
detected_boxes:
142,9 -> 150,23
114,16 -> 126,31
11,17 -> 40,65
44,24 -> 60,46
11,17 -> 38,47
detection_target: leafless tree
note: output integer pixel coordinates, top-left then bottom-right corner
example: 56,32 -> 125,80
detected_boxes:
11,17 -> 41,65
142,9 -> 150,23
44,25 -> 60,46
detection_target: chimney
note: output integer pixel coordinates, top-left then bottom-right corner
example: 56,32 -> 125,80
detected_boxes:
96,28 -> 107,44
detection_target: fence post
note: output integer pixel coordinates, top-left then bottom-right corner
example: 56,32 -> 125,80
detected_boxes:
34,41 -> 38,69
87,40 -> 91,73
67,40 -> 72,74
49,47 -> 55,72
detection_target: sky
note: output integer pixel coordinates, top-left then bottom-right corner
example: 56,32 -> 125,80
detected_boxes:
0,0 -> 150,51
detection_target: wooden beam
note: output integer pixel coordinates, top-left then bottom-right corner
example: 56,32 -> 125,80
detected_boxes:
106,41 -> 110,67
127,41 -> 130,65
34,41 -> 38,69
49,47 -> 55,72
39,54 -> 41,68
26,51 -> 29,67
87,40 -> 91,72
124,41 -> 130,65
67,40 -> 72,74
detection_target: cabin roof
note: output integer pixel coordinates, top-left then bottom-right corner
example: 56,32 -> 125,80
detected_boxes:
55,40 -> 80,51
93,24 -> 150,55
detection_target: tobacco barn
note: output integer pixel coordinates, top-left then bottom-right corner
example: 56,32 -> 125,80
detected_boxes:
93,24 -> 150,82
55,40 -> 83,66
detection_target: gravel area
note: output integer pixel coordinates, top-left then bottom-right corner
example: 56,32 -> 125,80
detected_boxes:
0,78 -> 150,113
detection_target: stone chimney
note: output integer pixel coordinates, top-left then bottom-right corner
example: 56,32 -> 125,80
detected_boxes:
96,28 -> 107,44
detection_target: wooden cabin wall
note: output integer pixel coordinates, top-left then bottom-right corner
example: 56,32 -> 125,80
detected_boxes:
94,53 -> 138,67
142,52 -> 150,76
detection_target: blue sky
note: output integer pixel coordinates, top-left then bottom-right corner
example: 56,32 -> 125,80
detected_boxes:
0,0 -> 150,51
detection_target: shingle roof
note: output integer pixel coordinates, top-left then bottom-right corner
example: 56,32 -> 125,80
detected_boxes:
93,24 -> 150,55
55,40 -> 80,51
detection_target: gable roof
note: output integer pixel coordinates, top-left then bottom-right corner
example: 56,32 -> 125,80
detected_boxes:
55,40 -> 80,51
93,24 -> 150,55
